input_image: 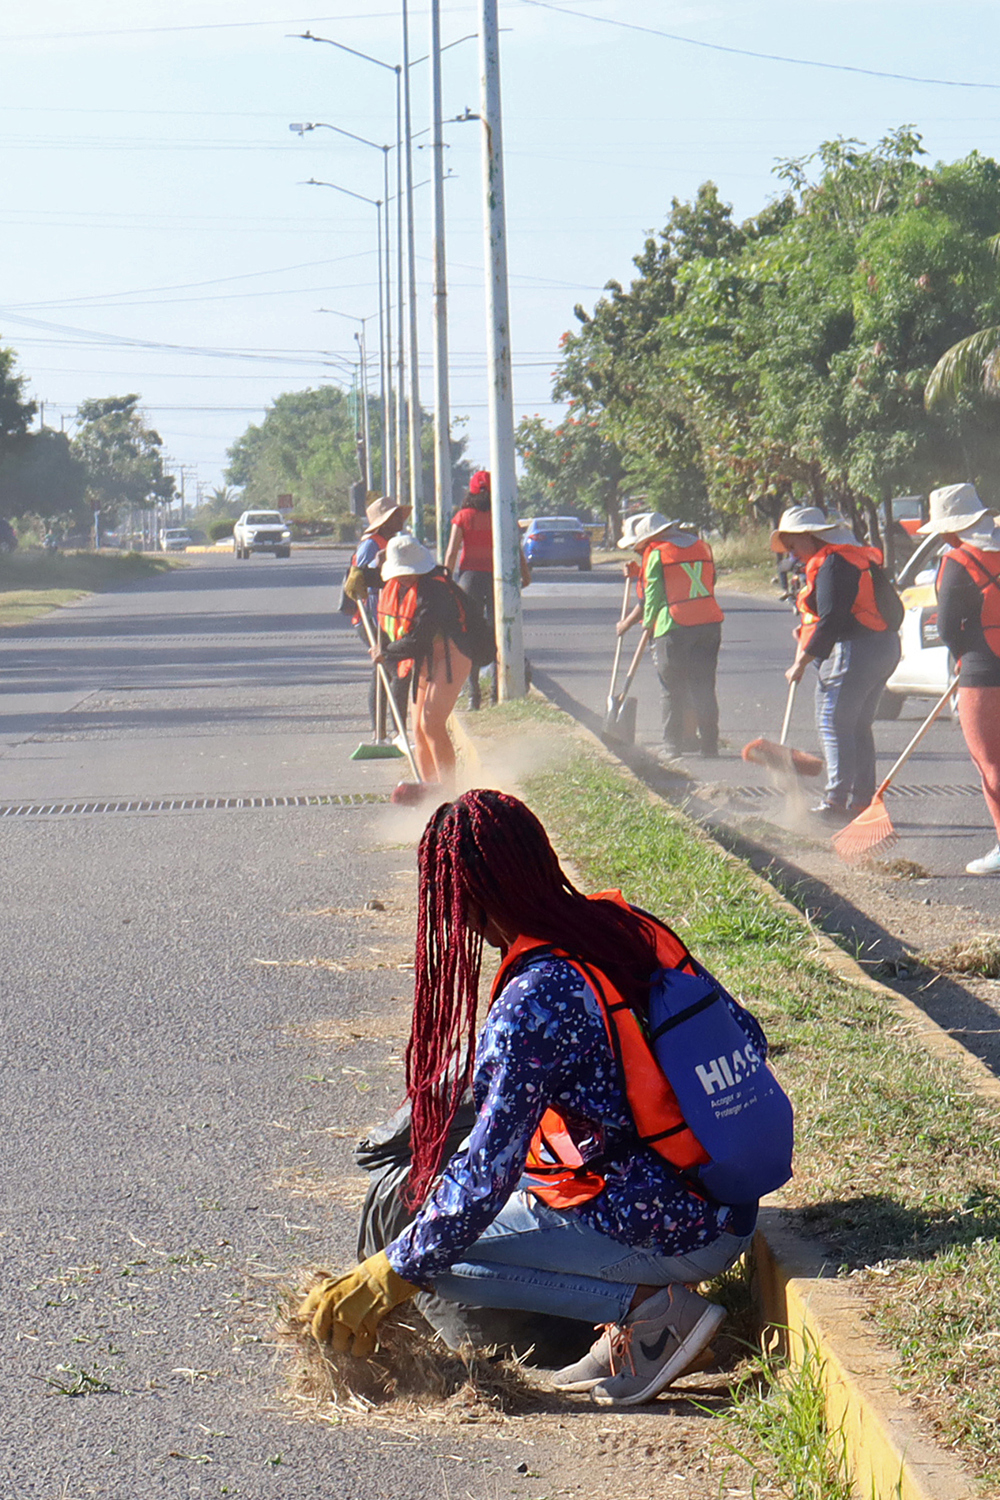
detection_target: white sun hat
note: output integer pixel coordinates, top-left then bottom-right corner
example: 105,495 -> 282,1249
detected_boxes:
821,513 -> 858,546
769,505 -> 840,553
616,512 -> 652,549
917,483 -> 990,536
953,517 -> 1000,552
630,512 -> 676,548
381,532 -> 437,581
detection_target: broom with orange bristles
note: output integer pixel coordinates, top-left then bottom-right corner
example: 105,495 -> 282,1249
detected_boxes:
742,679 -> 824,778
832,675 -> 960,862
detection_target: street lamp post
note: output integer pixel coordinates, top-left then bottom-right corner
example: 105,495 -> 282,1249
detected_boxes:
295,32 -> 412,525
429,0 -> 452,561
303,175 -> 393,499
354,328 -> 372,490
479,0 -> 525,698
292,121 -> 393,496
401,0 -> 425,541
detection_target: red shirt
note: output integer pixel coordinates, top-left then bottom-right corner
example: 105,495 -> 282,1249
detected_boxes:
451,506 -> 493,573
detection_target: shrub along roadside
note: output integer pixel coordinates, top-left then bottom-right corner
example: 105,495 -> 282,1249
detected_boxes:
478,703 -> 1000,1486
0,550 -> 176,626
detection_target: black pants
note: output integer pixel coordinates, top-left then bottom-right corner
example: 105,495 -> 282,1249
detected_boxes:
652,621 -> 722,755
457,570 -> 496,709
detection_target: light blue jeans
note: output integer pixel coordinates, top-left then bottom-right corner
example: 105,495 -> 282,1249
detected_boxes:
430,1189 -> 755,1324
814,631 -> 901,807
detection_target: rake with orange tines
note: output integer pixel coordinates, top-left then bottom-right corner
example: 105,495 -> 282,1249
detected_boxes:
833,675 -> 960,862
742,679 -> 824,778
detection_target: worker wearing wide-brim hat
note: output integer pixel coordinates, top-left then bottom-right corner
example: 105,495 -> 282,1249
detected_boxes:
616,512 -> 724,759
373,533 -> 484,787
916,482 -> 991,537
775,505 -> 902,821
343,494 -> 413,739
927,485 -> 1000,874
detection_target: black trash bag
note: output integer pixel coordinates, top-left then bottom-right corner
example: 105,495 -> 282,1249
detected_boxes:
355,1100 -> 594,1367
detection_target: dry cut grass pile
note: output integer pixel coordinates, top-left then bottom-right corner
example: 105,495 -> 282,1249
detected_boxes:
277,1276 -> 541,1421
922,933 -> 1000,977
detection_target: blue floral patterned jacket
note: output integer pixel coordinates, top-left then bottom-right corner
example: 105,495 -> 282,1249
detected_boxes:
386,956 -> 758,1287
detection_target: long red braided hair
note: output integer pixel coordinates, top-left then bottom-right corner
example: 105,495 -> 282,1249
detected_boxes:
404,788 -> 661,1206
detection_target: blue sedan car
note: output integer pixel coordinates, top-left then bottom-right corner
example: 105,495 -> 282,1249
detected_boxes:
522,516 -> 592,571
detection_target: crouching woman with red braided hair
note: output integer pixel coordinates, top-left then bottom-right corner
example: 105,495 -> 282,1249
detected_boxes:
299,790 -> 762,1406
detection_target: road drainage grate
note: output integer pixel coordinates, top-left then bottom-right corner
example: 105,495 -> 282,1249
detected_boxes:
730,782 -> 982,802
0,792 -> 391,818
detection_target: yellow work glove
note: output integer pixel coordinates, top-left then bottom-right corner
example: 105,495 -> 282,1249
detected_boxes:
344,565 -> 369,603
298,1251 -> 419,1357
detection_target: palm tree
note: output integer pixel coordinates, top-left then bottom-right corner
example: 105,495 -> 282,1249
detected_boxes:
925,235 -> 1000,409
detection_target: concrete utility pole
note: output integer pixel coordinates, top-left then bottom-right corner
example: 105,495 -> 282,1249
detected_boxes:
354,328 -> 372,489
394,66 -> 407,520
479,0 -> 525,698
401,0 -> 425,543
429,0 -> 452,561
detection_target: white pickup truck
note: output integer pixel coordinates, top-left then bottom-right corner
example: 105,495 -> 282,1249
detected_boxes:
232,510 -> 292,559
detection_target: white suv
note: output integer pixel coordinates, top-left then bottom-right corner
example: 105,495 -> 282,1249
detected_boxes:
233,510 -> 292,559
159,528 -> 192,552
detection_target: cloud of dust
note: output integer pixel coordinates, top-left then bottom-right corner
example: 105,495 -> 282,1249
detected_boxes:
372,713 -> 573,846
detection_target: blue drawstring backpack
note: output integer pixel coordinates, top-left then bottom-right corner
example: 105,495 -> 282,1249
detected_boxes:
647,962 -> 794,1203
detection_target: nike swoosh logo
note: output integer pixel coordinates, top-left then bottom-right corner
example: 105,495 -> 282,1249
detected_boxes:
640,1325 -> 677,1362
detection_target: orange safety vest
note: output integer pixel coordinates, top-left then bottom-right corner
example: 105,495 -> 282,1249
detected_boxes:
798,542 -> 888,641
941,543 -> 1000,658
490,891 -> 710,1210
377,576 -> 419,679
646,538 -> 724,628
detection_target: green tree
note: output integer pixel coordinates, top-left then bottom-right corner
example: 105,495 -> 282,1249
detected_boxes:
515,410 -> 623,522
0,342 -> 87,523
0,428 -> 88,524
71,395 -> 175,525
225,387 -> 360,518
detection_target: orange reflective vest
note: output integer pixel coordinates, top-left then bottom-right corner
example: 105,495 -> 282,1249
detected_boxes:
798,542 -> 888,642
378,576 -> 418,679
491,891 -> 710,1209
942,543 -> 1000,658
644,538 -> 724,629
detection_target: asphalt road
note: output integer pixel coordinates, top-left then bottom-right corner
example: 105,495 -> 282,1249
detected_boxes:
0,552 -> 552,1500
521,565 -> 1000,924
2,549 -> 991,1497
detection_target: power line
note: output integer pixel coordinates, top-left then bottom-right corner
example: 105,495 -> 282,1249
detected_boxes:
0,11 -> 448,42
518,0 -> 1000,90
3,252 -> 376,311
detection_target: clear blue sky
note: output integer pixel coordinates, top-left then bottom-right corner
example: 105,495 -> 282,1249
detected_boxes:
2,0 -> 1000,500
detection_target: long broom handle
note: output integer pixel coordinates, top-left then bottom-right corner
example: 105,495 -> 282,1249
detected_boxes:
606,575 -> 632,704
357,600 -> 422,782
872,676 -> 960,800
779,679 -> 797,747
619,626 -> 651,694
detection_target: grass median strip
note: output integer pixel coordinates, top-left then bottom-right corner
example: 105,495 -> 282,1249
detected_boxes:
0,550 -> 177,626
476,702 -> 1000,1486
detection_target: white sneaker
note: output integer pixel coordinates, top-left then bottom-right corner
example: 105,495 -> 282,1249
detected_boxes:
966,845 -> 1000,875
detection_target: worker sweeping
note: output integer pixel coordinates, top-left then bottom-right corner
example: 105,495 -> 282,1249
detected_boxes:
343,494 -> 412,741
373,534 -> 490,790
924,484 -> 1000,875
616,513 -> 724,760
299,790 -> 791,1406
775,506 -> 902,822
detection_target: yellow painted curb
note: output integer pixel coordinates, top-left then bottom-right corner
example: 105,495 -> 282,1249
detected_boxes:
754,1213 -> 976,1500
526,690 -> 988,1500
